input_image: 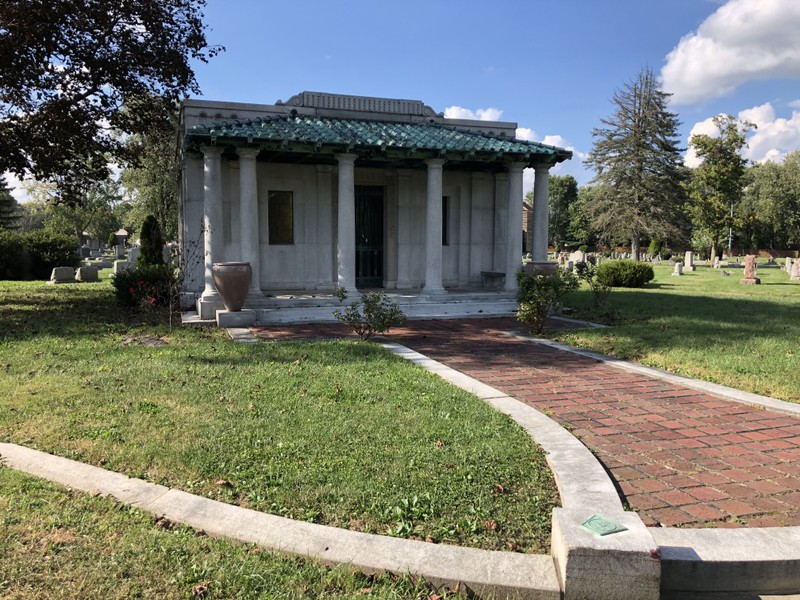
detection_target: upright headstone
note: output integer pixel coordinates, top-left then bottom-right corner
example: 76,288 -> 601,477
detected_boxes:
741,254 -> 761,285
672,263 -> 683,276
791,261 -> 800,281
49,267 -> 75,284
684,251 -> 695,272
569,250 -> 586,264
115,244 -> 125,259
76,266 -> 99,282
128,246 -> 140,264
557,253 -> 566,266
786,258 -> 794,274
713,256 -> 720,269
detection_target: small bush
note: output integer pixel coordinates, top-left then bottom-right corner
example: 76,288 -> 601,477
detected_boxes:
578,244 -> 589,253
647,240 -> 662,257
24,230 -> 80,279
516,268 -> 580,334
596,260 -> 654,288
138,215 -> 164,266
107,231 -> 118,248
574,260 -> 611,310
333,288 -> 406,341
112,264 -> 177,308
0,229 -> 29,280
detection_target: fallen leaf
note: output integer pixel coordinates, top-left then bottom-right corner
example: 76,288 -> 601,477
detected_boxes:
192,580 -> 211,598
484,519 -> 497,531
359,587 -> 372,594
215,479 -> 232,487
493,483 -> 505,494
434,438 -> 444,448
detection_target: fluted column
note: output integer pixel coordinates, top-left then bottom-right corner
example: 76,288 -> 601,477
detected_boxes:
336,153 -> 357,292
505,162 -> 525,292
237,147 -> 261,296
423,158 -> 445,294
200,145 -> 223,300
532,164 -> 551,263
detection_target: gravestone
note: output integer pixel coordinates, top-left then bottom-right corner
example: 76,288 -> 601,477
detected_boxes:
684,251 -> 695,272
565,260 -> 574,272
713,256 -> 721,269
80,245 -> 91,259
786,258 -> 794,274
128,246 -> 140,264
557,253 -> 565,266
89,250 -> 102,258
791,261 -> 800,281
49,267 -> 75,284
115,244 -> 125,259
113,260 -> 134,274
740,254 -> 761,285
76,266 -> 99,282
569,250 -> 586,264
672,263 -> 683,276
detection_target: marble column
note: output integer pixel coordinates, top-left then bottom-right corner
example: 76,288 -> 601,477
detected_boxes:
532,164 -> 552,263
336,153 -> 357,292
505,162 -> 525,292
237,147 -> 261,295
423,158 -> 445,294
199,146 -> 223,310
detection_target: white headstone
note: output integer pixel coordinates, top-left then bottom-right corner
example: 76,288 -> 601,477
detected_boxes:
76,266 -> 99,282
128,246 -> 140,264
713,256 -> 720,269
49,267 -> 75,283
672,263 -> 683,276
786,258 -> 794,274
791,261 -> 800,281
568,250 -> 586,264
684,251 -> 695,271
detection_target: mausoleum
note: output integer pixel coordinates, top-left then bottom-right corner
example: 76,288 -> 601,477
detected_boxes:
179,91 -> 571,323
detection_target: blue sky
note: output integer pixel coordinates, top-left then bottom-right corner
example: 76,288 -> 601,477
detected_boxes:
190,0 -> 800,192
8,0 -> 800,200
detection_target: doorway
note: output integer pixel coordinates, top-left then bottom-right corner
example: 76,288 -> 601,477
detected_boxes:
355,185 -> 384,288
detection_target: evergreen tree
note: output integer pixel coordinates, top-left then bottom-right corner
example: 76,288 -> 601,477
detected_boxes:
138,215 -> 165,266
585,68 -> 686,260
685,115 -> 752,260
0,177 -> 20,230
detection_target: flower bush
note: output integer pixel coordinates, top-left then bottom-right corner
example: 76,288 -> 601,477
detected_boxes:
111,264 -> 176,308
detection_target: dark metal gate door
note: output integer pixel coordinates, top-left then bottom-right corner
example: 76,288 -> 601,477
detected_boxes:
355,186 -> 384,288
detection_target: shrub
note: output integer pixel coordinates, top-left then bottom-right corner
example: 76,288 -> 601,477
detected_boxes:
596,260 -> 654,288
0,229 -> 29,280
107,231 -> 118,248
333,288 -> 406,341
111,264 -> 177,308
516,268 -> 579,334
138,215 -> 164,266
24,230 -> 80,279
647,240 -> 662,257
578,244 -> 589,253
574,260 -> 611,310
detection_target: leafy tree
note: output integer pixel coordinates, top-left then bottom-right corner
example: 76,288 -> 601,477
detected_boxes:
685,115 -> 753,260
740,152 -> 800,250
585,68 -> 686,260
24,178 -> 120,245
120,98 -> 180,240
532,174 -> 578,247
0,1 -> 222,202
567,185 -> 597,247
0,176 -> 20,229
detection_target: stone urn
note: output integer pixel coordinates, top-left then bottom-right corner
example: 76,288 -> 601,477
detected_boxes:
212,262 -> 252,312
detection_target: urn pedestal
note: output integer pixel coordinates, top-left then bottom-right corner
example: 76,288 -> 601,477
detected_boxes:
211,262 -> 252,312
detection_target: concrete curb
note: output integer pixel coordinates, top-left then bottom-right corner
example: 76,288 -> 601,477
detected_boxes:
0,442 -> 559,599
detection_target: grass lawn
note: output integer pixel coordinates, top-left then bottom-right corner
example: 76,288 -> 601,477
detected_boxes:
0,277 -> 556,596
0,468 -> 461,600
558,263 -> 800,403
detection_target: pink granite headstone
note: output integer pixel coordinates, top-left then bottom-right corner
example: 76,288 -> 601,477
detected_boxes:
740,254 -> 761,285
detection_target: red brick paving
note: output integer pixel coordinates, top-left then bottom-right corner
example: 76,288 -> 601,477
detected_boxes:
253,317 -> 800,528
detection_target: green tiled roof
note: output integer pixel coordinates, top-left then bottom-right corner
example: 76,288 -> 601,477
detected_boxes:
186,115 -> 571,165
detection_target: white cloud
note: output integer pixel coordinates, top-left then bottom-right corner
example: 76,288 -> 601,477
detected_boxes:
515,127 -> 536,141
443,106 -> 503,121
661,0 -> 800,105
787,99 -> 800,109
684,102 -> 800,167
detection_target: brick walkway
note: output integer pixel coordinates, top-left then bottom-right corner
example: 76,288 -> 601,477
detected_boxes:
253,318 -> 800,529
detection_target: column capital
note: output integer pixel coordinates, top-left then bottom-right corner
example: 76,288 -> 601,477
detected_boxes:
506,161 -> 527,173
236,147 -> 260,160
533,162 -> 554,174
335,153 -> 358,164
200,145 -> 224,157
426,158 -> 446,169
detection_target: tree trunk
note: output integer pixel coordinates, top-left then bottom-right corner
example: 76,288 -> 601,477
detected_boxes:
631,236 -> 641,261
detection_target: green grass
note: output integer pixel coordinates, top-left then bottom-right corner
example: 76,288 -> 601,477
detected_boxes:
0,467 -> 467,599
557,263 -> 800,402
0,280 -> 556,560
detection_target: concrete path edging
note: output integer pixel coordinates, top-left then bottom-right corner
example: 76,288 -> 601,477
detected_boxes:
0,442 -> 559,600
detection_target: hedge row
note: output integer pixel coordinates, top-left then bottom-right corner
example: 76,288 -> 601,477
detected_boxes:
0,229 -> 80,280
596,259 -> 655,288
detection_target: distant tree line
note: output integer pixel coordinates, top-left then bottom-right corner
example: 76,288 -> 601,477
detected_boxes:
526,68 -> 800,259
